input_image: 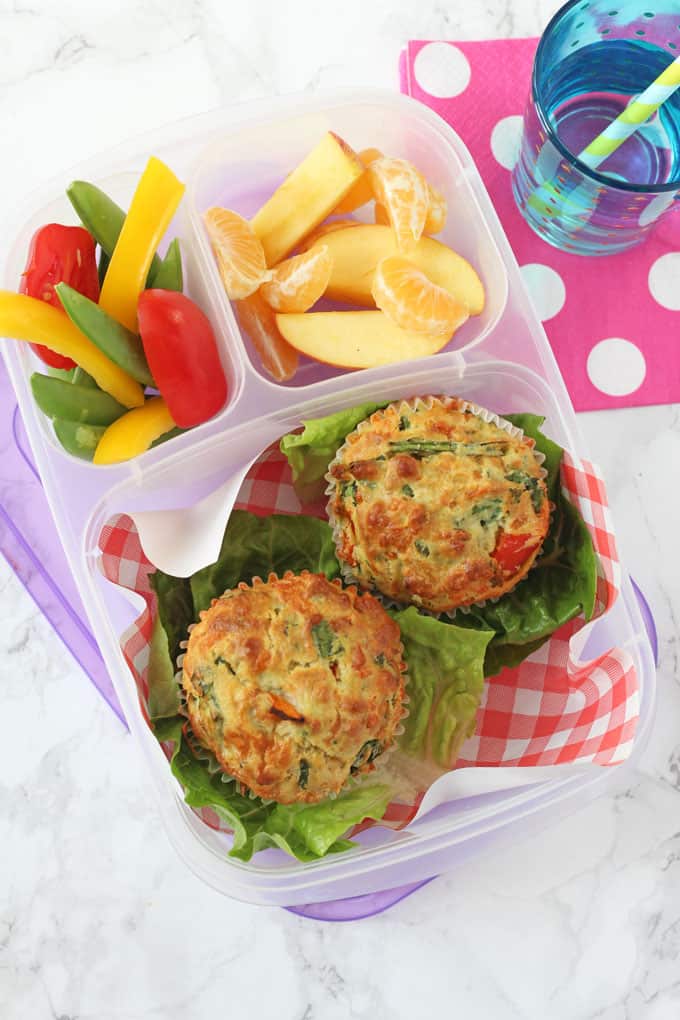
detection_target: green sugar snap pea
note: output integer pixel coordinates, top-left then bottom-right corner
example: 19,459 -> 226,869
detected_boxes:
67,181 -> 161,277
97,248 -> 110,288
67,180 -> 182,290
72,366 -> 98,388
47,365 -> 75,382
55,282 -> 154,387
31,374 -> 126,426
150,425 -> 186,448
53,419 -> 107,461
148,237 -> 183,292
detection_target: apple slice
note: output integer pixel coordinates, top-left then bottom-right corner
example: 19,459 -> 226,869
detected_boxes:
251,133 -> 364,266
275,310 -> 451,369
299,217 -> 362,250
309,223 -> 485,314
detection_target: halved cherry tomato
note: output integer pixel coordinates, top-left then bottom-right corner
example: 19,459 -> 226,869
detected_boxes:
20,224 -> 99,369
492,531 -> 540,574
137,289 -> 227,428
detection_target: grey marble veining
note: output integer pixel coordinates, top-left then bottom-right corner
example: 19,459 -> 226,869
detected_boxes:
1,1 -> 679,1018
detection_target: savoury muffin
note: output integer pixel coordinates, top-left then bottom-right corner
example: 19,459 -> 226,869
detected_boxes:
181,570 -> 406,805
327,397 -> 550,614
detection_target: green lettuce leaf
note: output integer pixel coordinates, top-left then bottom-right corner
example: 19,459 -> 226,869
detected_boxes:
393,607 -> 492,768
505,413 -> 563,493
149,569 -> 193,668
147,611 -> 182,719
257,784 -> 392,860
482,636 -> 548,678
153,716 -> 390,862
189,509 -> 340,614
279,400 -> 388,502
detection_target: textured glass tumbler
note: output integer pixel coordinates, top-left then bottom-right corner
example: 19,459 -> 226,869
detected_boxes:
512,0 -> 680,254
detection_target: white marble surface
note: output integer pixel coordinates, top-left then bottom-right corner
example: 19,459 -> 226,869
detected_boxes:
1,1 -> 679,1017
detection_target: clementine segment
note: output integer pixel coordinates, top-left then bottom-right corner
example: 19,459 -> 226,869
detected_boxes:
368,158 -> 429,251
204,207 -> 270,299
260,245 -> 333,313
371,255 -> 469,340
424,183 -> 447,234
374,202 -> 390,225
234,290 -> 299,381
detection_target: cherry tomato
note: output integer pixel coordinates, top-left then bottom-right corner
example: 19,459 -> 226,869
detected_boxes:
20,223 -> 100,369
492,531 -> 540,574
137,289 -> 227,428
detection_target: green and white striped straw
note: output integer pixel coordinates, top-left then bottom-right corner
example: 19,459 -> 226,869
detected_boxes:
528,55 -> 680,220
577,54 -> 680,170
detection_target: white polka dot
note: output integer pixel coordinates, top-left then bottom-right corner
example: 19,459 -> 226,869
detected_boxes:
413,43 -> 471,99
520,263 -> 566,321
648,251 -> 680,310
587,338 -> 646,397
490,115 -> 523,170
639,192 -> 676,228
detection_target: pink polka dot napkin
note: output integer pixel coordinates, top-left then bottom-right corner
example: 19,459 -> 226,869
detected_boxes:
401,38 -> 680,411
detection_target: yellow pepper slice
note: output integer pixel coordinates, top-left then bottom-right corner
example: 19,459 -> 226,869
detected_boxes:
93,396 -> 176,465
99,157 -> 185,332
0,291 -> 144,408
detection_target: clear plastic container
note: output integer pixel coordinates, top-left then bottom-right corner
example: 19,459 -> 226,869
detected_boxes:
0,89 -> 657,907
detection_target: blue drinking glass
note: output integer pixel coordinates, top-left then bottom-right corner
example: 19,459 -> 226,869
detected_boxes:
512,0 -> 680,254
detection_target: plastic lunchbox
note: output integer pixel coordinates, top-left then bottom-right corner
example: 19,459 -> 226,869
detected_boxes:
0,89 -> 657,909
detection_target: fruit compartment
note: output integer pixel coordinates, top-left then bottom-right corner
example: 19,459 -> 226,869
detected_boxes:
185,94 -> 509,390
76,356 -> 653,905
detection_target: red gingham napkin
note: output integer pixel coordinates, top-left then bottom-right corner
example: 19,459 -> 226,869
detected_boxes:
96,444 -> 639,830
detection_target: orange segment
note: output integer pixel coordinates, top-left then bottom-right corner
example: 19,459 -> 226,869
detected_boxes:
424,183 -> 447,234
300,218 -> 361,250
368,158 -> 429,251
371,255 -> 469,340
260,245 -> 332,313
233,290 -> 299,381
334,147 -> 383,214
374,202 -> 390,225
204,207 -> 270,300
